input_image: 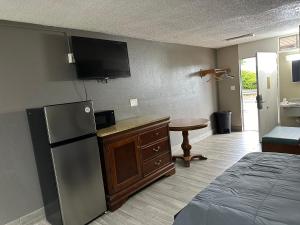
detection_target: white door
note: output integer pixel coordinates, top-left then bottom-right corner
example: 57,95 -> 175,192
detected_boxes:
256,52 -> 279,141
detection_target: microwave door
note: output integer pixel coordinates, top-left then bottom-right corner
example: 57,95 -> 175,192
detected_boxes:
95,110 -> 115,129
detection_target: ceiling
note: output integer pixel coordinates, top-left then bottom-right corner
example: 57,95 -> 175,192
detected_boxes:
0,0 -> 300,48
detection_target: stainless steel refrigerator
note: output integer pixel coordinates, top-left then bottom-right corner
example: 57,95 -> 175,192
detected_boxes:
27,101 -> 106,225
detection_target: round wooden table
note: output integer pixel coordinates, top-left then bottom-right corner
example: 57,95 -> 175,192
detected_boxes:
169,118 -> 209,167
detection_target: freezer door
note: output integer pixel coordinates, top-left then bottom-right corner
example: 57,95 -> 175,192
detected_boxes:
51,136 -> 106,225
44,101 -> 96,144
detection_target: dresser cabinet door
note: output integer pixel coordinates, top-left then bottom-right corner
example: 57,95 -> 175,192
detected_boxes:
106,136 -> 142,193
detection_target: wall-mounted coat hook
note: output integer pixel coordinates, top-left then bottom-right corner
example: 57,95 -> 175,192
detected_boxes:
199,68 -> 233,81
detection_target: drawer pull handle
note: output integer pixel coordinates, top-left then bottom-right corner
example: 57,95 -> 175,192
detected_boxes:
154,160 -> 162,166
153,146 -> 160,152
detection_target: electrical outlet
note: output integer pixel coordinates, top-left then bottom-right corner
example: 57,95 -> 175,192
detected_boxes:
230,85 -> 236,91
67,53 -> 75,64
130,98 -> 138,107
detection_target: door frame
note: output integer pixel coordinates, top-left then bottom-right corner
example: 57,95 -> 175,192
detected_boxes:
239,57 -> 259,132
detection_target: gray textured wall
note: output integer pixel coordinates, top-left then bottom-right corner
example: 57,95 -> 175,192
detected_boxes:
0,21 -> 217,224
238,37 -> 278,60
216,45 -> 242,130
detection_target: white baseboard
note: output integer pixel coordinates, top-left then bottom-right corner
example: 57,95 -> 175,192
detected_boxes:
4,207 -> 45,225
171,129 -> 213,152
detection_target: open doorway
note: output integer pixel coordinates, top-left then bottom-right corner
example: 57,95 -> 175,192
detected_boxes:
241,57 -> 258,131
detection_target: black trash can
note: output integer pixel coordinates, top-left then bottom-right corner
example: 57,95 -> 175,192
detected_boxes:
214,111 -> 232,134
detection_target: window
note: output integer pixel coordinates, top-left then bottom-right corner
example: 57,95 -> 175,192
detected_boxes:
279,35 -> 298,51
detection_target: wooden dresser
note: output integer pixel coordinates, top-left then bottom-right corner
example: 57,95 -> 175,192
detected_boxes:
97,116 -> 175,211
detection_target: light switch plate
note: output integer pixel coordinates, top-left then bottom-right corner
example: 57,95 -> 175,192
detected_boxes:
230,85 -> 236,91
130,98 -> 138,107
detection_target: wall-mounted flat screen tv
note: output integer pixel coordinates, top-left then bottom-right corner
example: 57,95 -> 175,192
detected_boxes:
292,60 -> 300,82
71,36 -> 131,79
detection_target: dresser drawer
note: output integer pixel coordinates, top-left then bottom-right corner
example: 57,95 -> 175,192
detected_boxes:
142,138 -> 170,161
140,126 -> 169,146
143,152 -> 171,176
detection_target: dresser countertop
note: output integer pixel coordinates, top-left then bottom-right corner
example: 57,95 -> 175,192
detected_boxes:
96,115 -> 170,138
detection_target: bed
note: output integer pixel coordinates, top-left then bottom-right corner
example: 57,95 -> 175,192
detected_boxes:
262,126 -> 300,155
173,152 -> 300,225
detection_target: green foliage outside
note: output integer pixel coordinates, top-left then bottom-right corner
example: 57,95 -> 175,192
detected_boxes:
241,70 -> 257,89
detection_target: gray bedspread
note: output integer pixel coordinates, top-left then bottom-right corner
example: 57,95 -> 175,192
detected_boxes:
173,152 -> 300,225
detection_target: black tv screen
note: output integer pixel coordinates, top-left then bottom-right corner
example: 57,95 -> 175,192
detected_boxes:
71,36 -> 131,79
292,60 -> 300,82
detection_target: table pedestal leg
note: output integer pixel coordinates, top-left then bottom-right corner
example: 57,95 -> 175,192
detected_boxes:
172,130 -> 207,167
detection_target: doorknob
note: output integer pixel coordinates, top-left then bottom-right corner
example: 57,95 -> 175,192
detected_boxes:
256,94 -> 264,110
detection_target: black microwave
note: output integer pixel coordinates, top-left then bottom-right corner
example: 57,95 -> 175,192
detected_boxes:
94,110 -> 116,129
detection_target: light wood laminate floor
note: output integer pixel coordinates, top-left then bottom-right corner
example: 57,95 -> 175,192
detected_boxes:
40,131 -> 261,225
